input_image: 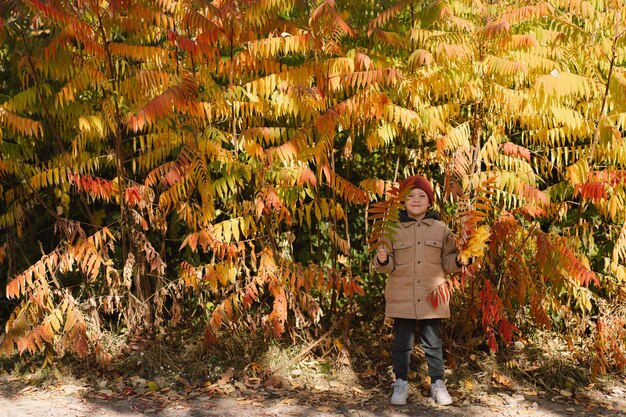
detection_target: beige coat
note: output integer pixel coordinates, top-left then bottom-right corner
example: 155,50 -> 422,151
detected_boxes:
374,215 -> 461,319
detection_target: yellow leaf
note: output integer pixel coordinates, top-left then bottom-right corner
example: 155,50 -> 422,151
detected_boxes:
63,308 -> 77,333
231,218 -> 240,242
49,310 -> 62,332
222,221 -> 232,243
334,338 -> 343,351
459,225 -> 490,262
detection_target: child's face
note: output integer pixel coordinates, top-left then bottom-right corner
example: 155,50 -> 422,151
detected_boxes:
405,188 -> 430,218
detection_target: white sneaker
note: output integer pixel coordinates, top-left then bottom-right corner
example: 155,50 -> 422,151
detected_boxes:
431,379 -> 453,405
390,378 -> 409,405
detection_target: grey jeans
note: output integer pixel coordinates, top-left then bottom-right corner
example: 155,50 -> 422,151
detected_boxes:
392,318 -> 444,382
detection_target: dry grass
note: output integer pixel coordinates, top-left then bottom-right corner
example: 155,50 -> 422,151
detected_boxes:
1,311 -> 623,401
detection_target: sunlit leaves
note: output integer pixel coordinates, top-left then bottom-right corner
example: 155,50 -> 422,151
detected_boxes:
2,0 -> 626,369
248,33 -> 315,58
0,106 -> 43,138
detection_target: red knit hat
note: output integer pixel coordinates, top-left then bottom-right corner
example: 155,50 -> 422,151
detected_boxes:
400,175 -> 434,205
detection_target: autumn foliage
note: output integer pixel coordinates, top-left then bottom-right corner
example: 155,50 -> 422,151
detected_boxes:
0,0 -> 625,377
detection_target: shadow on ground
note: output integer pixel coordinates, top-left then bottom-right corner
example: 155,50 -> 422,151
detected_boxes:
0,375 -> 624,417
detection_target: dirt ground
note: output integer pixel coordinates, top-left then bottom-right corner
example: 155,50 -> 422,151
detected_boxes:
0,373 -> 624,417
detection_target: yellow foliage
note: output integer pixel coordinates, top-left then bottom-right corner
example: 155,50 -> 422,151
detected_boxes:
0,106 -> 43,138
458,225 -> 490,263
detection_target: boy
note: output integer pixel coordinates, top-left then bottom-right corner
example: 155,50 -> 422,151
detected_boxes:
374,175 -> 467,406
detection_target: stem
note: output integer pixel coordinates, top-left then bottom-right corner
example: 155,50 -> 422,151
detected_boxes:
469,33 -> 486,184
329,153 -> 338,320
580,11 -> 623,231
229,17 -> 238,156
265,214 -> 279,255
588,10 -> 622,167
96,10 -> 129,263
393,132 -> 403,183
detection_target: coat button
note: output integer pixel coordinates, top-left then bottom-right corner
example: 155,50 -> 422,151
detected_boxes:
418,299 -> 421,302
417,241 -> 420,245
417,280 -> 421,283
417,260 -> 421,264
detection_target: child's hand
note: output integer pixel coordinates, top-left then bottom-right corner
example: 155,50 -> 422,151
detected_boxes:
456,255 -> 474,267
377,246 -> 388,263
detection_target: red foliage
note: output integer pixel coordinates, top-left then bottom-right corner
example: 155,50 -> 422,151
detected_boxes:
502,142 -> 531,162
574,182 -> 607,202
68,173 -> 114,201
587,170 -> 626,186
480,281 -> 519,351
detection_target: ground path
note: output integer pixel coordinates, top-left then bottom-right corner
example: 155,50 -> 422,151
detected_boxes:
0,375 -> 624,417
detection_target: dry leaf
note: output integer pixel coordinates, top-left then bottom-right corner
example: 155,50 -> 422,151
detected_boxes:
263,376 -> 283,388
244,376 -> 261,388
463,379 -> 475,390
281,397 -> 299,405
96,389 -> 114,400
352,386 -> 364,394
236,399 -> 255,405
491,371 -> 513,388
217,368 -> 234,385
130,376 -> 147,386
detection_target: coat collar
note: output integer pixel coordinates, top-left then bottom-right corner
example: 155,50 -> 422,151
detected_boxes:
399,210 -> 440,227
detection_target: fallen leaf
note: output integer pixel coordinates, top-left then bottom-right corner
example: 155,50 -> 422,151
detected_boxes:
236,399 -> 255,405
463,379 -> 475,390
218,368 -> 234,385
281,397 -> 299,405
352,386 -> 364,394
175,375 -> 191,388
94,389 -> 114,400
244,377 -> 261,388
130,376 -> 147,386
263,376 -> 283,388
491,371 -> 513,388
146,381 -> 159,392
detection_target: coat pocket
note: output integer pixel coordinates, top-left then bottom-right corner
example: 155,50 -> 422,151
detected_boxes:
392,241 -> 413,265
424,240 -> 443,263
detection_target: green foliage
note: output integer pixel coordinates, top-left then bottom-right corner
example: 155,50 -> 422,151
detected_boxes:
0,0 -> 625,375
